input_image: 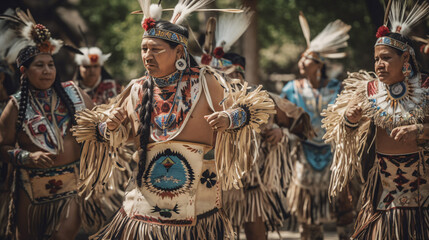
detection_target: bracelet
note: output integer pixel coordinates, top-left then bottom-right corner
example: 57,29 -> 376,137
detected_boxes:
7,149 -> 31,166
416,123 -> 424,139
96,122 -> 108,142
223,107 -> 249,129
344,115 -> 359,129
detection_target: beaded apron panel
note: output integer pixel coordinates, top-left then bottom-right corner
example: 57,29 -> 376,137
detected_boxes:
18,161 -> 79,204
122,141 -> 221,227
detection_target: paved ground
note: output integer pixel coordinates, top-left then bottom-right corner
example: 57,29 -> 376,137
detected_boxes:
266,231 -> 338,240
78,231 -> 339,239
235,231 -> 338,240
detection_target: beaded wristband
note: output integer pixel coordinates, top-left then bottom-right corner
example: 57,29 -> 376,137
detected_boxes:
223,108 -> 248,129
344,115 -> 359,129
7,148 -> 31,166
96,122 -> 108,142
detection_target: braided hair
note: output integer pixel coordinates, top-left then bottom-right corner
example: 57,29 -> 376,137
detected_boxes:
136,20 -> 197,187
136,78 -> 154,187
15,47 -> 77,132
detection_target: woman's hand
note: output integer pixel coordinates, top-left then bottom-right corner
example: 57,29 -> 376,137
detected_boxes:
390,125 -> 419,142
345,103 -> 363,123
106,107 -> 127,131
28,151 -> 55,168
204,111 -> 230,132
264,128 -> 283,145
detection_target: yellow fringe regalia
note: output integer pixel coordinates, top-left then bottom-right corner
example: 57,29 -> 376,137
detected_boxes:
72,66 -> 275,239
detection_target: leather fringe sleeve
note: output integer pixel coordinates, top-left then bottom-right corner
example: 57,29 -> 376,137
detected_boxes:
72,84 -> 133,197
204,68 -> 276,190
322,71 -> 376,198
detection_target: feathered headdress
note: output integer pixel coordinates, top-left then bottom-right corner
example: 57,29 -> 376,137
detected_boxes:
75,47 -> 111,66
74,26 -> 111,66
375,0 -> 429,53
0,8 -> 80,67
299,11 -> 351,62
200,9 -> 253,71
133,0 -> 243,46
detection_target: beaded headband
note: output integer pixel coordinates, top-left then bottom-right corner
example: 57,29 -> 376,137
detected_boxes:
375,36 -> 408,52
143,27 -> 188,46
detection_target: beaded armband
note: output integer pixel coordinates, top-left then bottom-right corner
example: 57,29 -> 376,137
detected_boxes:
96,122 -> 108,142
7,148 -> 31,166
224,106 -> 250,129
343,115 -> 359,129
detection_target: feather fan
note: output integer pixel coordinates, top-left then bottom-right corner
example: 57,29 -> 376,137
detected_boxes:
309,19 -> 351,57
171,0 -> 214,24
215,9 -> 253,52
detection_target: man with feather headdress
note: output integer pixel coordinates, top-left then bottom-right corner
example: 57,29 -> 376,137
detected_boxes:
72,0 -> 275,239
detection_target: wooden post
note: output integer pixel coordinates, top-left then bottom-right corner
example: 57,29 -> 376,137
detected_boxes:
242,0 -> 260,85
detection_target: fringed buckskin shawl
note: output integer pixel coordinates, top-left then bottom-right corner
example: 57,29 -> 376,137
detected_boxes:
73,66 -> 275,195
322,71 -> 377,198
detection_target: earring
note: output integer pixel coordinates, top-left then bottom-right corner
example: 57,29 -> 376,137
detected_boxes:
175,58 -> 187,71
402,62 -> 411,78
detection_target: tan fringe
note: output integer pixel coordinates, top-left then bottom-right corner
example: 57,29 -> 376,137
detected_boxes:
27,196 -> 79,239
286,180 -> 332,225
224,187 -> 288,232
207,67 -> 275,191
223,132 -> 291,231
322,70 -> 377,198
352,208 -> 429,240
91,208 -> 234,240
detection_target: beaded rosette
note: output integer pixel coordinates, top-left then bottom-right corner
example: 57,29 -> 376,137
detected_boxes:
368,73 -> 428,131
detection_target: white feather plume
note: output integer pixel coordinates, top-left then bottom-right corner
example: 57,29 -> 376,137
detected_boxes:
150,3 -> 163,21
171,0 -> 214,24
137,0 -> 151,18
389,0 -> 429,36
308,19 -> 351,57
299,12 -> 311,48
75,47 -> 111,66
215,9 -> 253,52
0,8 -> 65,65
0,9 -> 34,64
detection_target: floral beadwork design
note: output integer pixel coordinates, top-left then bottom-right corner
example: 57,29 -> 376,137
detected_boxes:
45,179 -> 63,194
200,169 -> 217,188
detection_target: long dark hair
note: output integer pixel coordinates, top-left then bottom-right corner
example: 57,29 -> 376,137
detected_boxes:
136,21 -> 197,187
16,47 -> 77,132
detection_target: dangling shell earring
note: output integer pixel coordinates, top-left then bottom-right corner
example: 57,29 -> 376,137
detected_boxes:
175,58 -> 187,71
402,62 -> 411,82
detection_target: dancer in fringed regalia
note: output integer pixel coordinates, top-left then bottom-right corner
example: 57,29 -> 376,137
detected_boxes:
281,12 -> 358,240
322,1 -> 429,239
0,9 -> 98,239
72,1 -> 275,239
198,11 -> 313,240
